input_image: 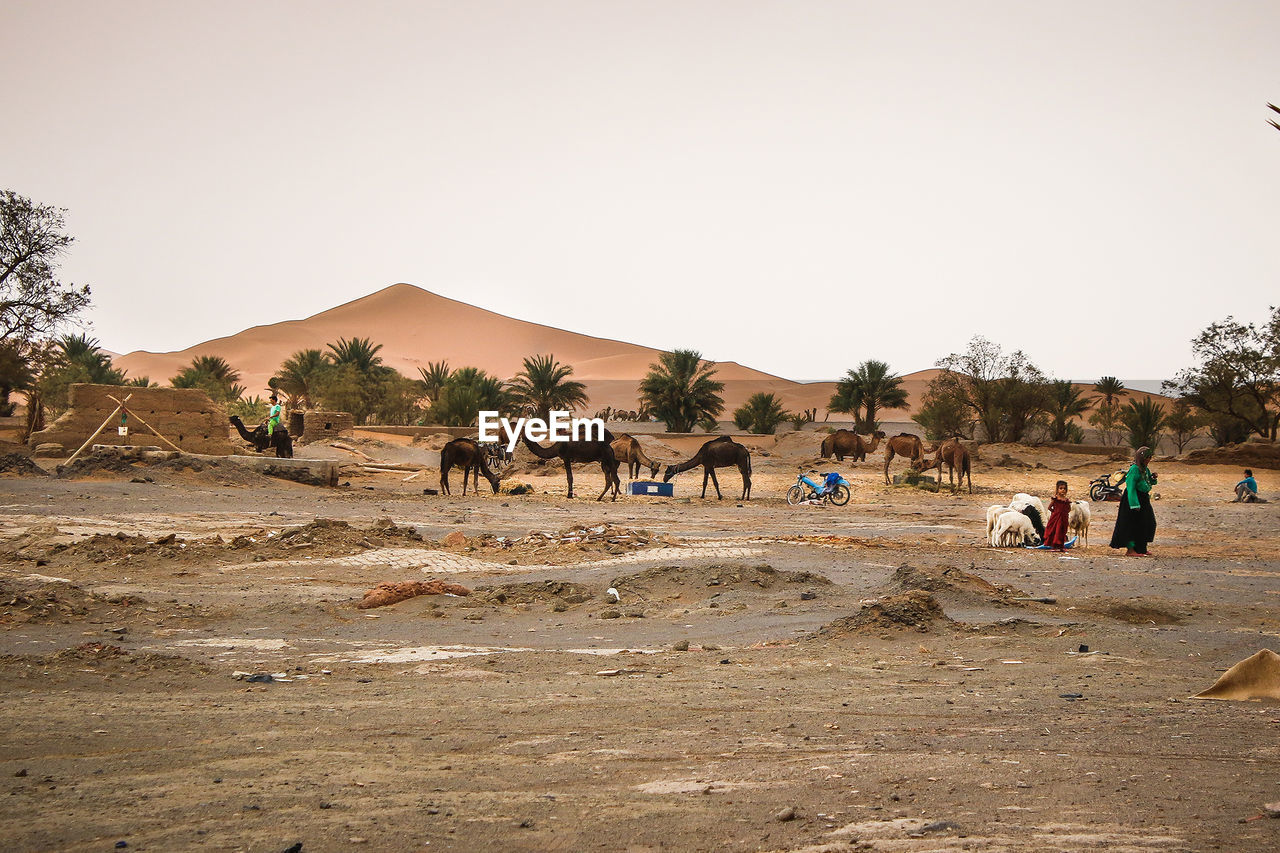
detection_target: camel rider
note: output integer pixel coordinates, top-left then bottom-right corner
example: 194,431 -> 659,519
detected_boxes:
267,394 -> 283,438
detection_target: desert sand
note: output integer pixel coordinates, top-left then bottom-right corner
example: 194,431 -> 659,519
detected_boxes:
111,283 -> 1176,418
1,431 -> 1277,852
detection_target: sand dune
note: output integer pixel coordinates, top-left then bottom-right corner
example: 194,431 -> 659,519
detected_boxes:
113,283 -> 1164,418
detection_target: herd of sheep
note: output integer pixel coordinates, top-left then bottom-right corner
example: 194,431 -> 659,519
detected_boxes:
986,493 -> 1091,548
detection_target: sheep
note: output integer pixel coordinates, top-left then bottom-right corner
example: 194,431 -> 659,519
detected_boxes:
1010,492 -> 1046,520
1068,499 -> 1091,548
993,510 -> 1042,548
985,504 -> 1008,545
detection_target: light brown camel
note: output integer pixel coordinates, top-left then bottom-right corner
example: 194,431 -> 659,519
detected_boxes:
521,429 -> 621,501
611,433 -> 660,479
663,436 -> 752,500
882,433 -> 925,484
912,438 -> 972,493
440,437 -> 502,496
820,429 -> 885,462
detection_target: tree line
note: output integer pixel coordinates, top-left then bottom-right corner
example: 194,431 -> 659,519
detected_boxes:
4,188 -> 1277,449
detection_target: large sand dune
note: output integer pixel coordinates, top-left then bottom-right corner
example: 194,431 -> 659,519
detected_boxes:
113,283 -> 1163,419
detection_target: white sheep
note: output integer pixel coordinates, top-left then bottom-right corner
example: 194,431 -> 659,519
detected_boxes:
1010,492 -> 1046,520
993,510 -> 1041,547
985,504 -> 1008,545
1068,499 -> 1091,548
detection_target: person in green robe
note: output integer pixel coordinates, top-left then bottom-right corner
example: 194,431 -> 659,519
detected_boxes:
1109,445 -> 1157,556
267,394 -> 283,437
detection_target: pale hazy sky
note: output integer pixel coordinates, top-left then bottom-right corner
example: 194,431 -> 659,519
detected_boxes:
5,1 -> 1277,382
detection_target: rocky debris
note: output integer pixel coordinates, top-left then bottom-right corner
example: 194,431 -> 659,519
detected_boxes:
0,453 -> 48,476
0,643 -> 212,677
812,590 -> 951,637
468,580 -> 593,608
0,579 -> 147,625
494,523 -> 657,548
357,580 -> 472,609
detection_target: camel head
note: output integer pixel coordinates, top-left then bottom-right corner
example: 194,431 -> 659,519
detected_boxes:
662,464 -> 678,483
647,462 -> 660,478
484,470 -> 503,494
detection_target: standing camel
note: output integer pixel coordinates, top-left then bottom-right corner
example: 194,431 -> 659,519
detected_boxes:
611,433 -> 660,479
912,438 -> 972,493
882,433 -> 925,484
662,436 -> 752,500
820,429 -> 885,462
440,438 -> 502,496
521,430 -> 621,501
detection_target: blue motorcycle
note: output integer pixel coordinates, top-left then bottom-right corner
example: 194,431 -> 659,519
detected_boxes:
787,470 -> 851,506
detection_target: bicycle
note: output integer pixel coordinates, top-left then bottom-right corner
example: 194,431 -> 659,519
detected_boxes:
786,470 -> 851,507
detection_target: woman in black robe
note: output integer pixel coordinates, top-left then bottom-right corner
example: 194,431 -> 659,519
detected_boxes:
1109,446 -> 1157,556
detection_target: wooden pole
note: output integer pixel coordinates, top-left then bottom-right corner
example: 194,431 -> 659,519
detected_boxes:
64,393 -> 133,466
106,395 -> 183,453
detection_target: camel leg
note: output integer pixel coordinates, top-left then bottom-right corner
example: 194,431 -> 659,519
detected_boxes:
884,450 -> 893,485
740,463 -> 751,500
462,464 -> 471,497
597,460 -> 616,502
471,465 -> 481,495
700,468 -> 710,499
440,464 -> 450,496
564,461 -> 574,499
708,467 -> 723,500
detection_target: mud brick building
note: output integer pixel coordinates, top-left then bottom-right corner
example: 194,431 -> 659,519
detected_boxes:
289,410 -> 355,444
29,384 -> 237,455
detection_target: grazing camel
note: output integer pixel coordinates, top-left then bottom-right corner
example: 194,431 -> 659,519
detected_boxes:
521,430 -> 621,501
882,433 -> 925,484
440,437 -> 502,496
229,415 -> 293,458
662,436 -> 752,500
611,433 -> 660,479
820,429 -> 885,462
913,438 -> 972,493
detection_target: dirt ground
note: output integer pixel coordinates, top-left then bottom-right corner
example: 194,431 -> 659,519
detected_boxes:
0,435 -> 1277,852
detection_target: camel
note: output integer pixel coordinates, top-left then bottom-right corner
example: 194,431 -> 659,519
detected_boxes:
440,437 -> 502,496
611,433 -> 660,479
521,429 -> 621,501
820,429 -> 885,462
882,433 -> 924,484
229,415 -> 293,458
662,436 -> 752,500
912,438 -> 972,493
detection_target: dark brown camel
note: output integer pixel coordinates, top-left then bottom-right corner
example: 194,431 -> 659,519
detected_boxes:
662,436 -> 752,500
820,429 -> 885,462
229,415 -> 293,458
912,438 -> 973,493
521,429 -> 621,501
440,437 -> 502,496
611,433 -> 660,479
882,433 -> 924,484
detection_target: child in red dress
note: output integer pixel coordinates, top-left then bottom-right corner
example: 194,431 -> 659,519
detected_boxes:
1044,480 -> 1071,551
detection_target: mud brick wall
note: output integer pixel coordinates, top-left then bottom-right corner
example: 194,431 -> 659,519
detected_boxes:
29,384 -> 237,455
292,410 -> 355,444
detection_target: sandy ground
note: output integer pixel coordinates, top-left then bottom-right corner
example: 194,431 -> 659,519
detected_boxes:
0,435 -> 1277,852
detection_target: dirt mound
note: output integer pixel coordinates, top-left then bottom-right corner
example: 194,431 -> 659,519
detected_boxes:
881,564 -> 1026,602
412,433 -> 456,451
0,453 -> 47,476
469,580 -> 595,608
471,523 -> 669,564
611,563 -> 830,603
357,580 -> 472,609
0,578 -> 147,625
1075,597 -> 1184,625
1182,441 -> 1280,470
0,643 -> 211,678
811,590 -> 951,637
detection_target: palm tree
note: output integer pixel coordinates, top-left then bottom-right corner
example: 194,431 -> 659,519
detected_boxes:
427,367 -> 512,426
1120,397 -> 1167,450
828,360 -> 908,432
417,360 -> 452,403
1092,376 -> 1128,408
327,337 -> 384,374
506,354 -> 588,420
638,349 -> 724,433
1046,380 -> 1092,442
170,355 -> 243,402
733,392 -> 790,435
271,349 -> 327,409
56,333 -> 127,383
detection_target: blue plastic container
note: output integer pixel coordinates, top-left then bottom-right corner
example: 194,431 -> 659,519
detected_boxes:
628,480 -> 674,497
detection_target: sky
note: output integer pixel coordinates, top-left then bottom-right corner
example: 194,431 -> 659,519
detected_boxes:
4,0 -> 1278,384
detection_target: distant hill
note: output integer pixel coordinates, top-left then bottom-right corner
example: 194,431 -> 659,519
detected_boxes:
113,283 -> 1167,420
